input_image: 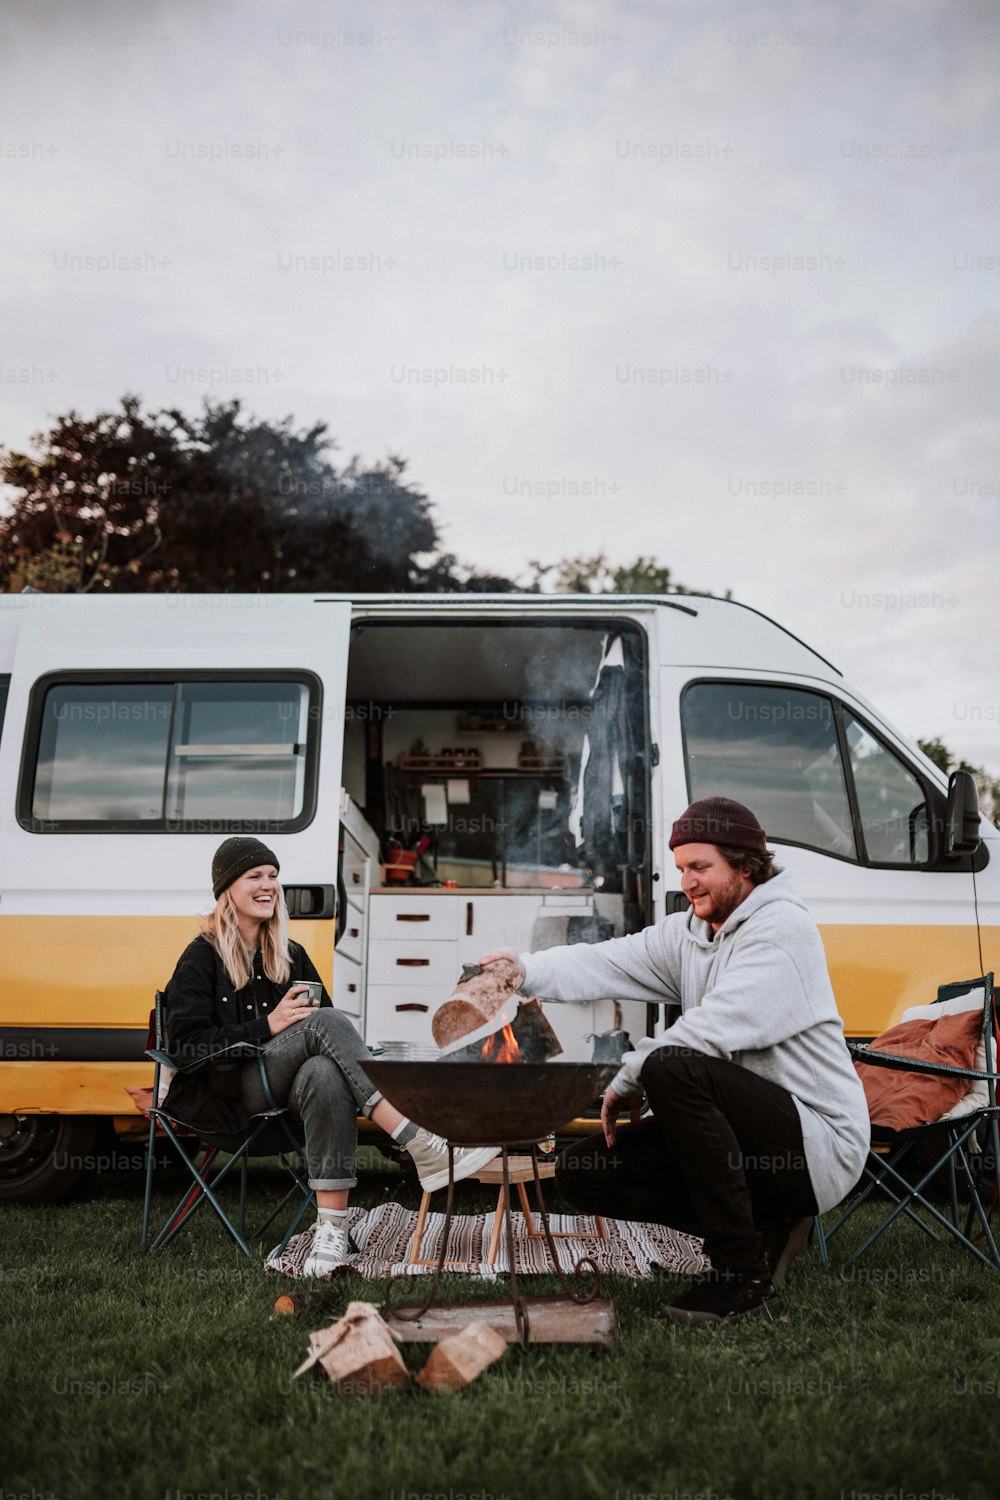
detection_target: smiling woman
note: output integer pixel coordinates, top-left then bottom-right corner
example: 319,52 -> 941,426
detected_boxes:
159,836 -> 499,1275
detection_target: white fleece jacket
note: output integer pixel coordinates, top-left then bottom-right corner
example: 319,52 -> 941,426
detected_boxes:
521,870 -> 869,1214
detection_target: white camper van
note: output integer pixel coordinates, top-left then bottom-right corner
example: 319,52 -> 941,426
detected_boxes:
0,591 -> 994,1201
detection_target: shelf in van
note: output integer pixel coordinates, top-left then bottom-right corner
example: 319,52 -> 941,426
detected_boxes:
398,753 -> 483,771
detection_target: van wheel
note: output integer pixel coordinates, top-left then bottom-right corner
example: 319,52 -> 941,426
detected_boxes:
0,1114 -> 98,1204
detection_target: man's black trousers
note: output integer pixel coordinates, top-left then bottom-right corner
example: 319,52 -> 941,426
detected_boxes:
555,1046 -> 819,1275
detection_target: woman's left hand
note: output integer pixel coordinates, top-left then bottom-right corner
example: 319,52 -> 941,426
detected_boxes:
267,984 -> 315,1036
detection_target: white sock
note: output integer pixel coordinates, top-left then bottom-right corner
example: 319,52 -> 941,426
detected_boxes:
317,1207 -> 348,1226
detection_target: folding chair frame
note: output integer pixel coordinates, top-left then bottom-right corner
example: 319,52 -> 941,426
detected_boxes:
140,991 -> 316,1258
821,972 -> 1000,1271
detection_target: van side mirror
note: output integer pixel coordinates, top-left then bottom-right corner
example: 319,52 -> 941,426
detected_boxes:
946,770 -> 981,855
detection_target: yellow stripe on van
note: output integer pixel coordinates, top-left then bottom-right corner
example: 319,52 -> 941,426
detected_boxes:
0,916 -> 993,1118
819,922 -> 992,1035
0,916 -> 336,1028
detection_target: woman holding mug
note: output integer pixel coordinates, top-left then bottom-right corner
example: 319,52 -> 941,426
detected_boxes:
162,837 -> 497,1276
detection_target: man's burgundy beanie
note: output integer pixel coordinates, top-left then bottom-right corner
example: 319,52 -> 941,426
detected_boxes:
668,796 -> 767,855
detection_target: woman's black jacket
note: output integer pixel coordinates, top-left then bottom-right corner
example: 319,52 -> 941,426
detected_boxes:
161,934 -> 330,1134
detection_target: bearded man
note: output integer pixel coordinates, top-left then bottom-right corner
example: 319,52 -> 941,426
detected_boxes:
481,796 -> 868,1325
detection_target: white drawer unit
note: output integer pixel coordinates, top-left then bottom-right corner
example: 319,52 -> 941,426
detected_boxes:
337,914 -> 364,966
369,895 -> 459,943
455,895 -> 542,964
367,939 -> 459,990
366,984 -> 441,1048
333,953 -> 363,1016
361,889 -> 622,1061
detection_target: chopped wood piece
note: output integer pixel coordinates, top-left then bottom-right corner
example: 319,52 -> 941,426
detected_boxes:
293,1300 -> 409,1395
432,958 -> 525,1045
415,1319 -> 507,1391
510,997 -> 563,1063
274,1280 -> 346,1318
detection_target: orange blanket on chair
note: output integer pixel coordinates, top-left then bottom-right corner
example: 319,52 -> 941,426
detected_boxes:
854,1010 -> 980,1130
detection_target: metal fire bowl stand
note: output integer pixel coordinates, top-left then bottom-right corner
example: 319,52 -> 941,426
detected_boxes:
364,1060 -> 622,1346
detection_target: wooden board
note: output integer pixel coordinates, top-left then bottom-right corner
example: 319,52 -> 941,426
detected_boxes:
384,1296 -> 619,1347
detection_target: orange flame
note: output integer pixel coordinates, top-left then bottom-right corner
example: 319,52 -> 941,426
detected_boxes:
480,1023 -> 521,1064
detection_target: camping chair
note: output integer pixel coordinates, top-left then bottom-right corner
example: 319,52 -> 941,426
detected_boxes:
140,990 -> 315,1257
821,972 -> 1000,1270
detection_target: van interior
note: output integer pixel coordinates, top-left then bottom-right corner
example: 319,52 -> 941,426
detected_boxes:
341,617 -> 651,941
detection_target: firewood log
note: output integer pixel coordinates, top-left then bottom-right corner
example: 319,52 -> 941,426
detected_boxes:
415,1320 -> 507,1391
273,1280 -> 346,1318
432,959 -> 524,1045
293,1301 -> 409,1395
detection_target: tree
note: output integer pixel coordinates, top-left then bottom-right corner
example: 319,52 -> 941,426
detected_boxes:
0,395 -> 508,594
525,550 -> 728,597
916,737 -> 951,775
918,737 -> 1000,828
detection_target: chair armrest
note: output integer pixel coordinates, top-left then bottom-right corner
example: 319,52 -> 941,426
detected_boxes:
850,1043 -> 997,1083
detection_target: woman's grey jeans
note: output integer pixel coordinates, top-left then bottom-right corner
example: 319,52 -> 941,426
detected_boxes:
241,1008 -> 383,1191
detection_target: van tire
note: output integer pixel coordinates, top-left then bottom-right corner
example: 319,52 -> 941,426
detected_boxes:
0,1113 -> 99,1204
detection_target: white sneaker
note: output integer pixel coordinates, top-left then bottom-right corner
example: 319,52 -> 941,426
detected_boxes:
405,1128 -> 500,1194
301,1218 -> 351,1278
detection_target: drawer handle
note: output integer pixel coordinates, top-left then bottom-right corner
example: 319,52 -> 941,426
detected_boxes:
395,1003 -> 429,1013
396,958 -> 430,967
466,901 -> 474,936
396,913 -> 431,922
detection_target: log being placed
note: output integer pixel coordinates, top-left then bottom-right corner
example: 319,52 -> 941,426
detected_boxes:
431,959 -> 523,1046
293,1301 -> 410,1395
415,1319 -> 508,1391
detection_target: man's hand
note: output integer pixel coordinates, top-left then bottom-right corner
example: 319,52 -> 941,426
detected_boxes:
267,983 -> 315,1036
600,1085 -> 643,1147
477,948 -> 526,990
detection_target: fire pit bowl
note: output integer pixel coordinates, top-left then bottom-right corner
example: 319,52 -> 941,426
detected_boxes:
364,1060 -> 621,1147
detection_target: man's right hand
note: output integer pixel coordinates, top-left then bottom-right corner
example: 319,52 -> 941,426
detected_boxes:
477,948 -> 526,989
600,1085 -> 643,1147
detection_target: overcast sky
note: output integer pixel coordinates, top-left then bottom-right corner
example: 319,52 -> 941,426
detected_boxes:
1,0 -> 998,772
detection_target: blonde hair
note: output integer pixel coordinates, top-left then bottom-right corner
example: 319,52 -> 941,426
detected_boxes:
202,883 -> 292,991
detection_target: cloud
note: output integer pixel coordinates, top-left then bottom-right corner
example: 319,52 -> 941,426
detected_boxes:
0,0 -> 997,771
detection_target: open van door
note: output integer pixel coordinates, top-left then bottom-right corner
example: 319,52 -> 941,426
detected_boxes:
0,594 -> 351,1201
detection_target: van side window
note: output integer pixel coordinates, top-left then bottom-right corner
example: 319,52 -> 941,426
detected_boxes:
842,712 -> 928,865
681,682 -> 856,858
28,678 -> 312,829
0,676 -> 9,747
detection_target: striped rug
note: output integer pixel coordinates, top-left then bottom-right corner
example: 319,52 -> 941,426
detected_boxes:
266,1201 -> 707,1281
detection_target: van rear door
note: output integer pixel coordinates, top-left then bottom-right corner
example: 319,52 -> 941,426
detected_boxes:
0,594 -> 351,1115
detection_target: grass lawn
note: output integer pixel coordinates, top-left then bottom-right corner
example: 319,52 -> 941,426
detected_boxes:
2,1145 -> 997,1500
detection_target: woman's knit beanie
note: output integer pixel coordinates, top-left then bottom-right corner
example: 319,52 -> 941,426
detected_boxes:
212,837 -> 280,897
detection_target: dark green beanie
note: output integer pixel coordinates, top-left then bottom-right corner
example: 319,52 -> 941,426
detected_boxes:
212,837 -> 280,898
